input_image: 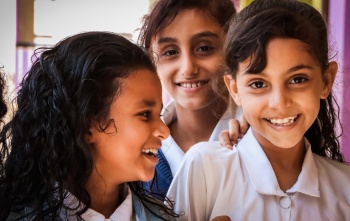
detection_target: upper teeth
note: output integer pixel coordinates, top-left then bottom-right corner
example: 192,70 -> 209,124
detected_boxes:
266,115 -> 297,125
142,148 -> 158,155
179,80 -> 209,88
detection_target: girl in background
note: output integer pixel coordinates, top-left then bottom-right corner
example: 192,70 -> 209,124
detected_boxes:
0,31 -> 178,220
138,0 -> 244,197
167,0 -> 350,220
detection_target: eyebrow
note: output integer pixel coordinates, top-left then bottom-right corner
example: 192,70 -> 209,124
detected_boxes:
287,64 -> 314,73
137,99 -> 156,107
136,100 -> 164,113
157,31 -> 220,45
244,64 -> 314,75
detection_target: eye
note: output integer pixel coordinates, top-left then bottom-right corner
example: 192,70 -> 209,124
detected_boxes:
290,76 -> 307,84
139,111 -> 151,120
249,80 -> 266,89
197,46 -> 212,52
162,50 -> 178,56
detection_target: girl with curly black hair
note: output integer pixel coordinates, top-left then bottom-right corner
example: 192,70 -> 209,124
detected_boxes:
0,31 -> 178,220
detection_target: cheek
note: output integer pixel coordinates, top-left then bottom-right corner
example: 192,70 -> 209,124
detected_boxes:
300,95 -> 320,118
205,57 -> 225,76
157,64 -> 174,82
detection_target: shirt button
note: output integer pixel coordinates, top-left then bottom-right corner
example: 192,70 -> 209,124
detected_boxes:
279,196 -> 292,209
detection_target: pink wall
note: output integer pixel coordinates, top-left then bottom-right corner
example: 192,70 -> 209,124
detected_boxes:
329,0 -> 350,162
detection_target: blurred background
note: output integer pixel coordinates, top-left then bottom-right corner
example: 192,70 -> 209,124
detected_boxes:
0,0 -> 349,161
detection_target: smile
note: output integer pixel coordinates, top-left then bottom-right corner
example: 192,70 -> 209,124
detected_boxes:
265,114 -> 299,126
175,80 -> 210,88
141,148 -> 158,157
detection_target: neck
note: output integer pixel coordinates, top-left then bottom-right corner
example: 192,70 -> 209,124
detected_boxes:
84,171 -> 125,217
261,139 -> 306,192
169,99 -> 226,152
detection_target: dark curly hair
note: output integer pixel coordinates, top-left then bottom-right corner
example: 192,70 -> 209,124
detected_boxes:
225,0 -> 345,163
0,31 -> 177,220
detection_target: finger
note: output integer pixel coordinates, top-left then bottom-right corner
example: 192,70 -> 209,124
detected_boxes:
211,215 -> 231,221
239,114 -> 250,138
228,118 -> 240,143
219,130 -> 233,149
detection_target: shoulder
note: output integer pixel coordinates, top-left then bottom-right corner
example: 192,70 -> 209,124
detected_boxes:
314,154 -> 350,176
182,141 -> 240,173
186,141 -> 238,159
132,193 -> 177,221
313,155 -> 350,204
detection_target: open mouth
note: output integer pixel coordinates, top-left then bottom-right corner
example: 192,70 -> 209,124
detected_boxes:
265,114 -> 299,126
175,80 -> 210,88
141,148 -> 158,158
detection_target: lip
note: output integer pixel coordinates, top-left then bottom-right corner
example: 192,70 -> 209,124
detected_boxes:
174,79 -> 210,93
143,153 -> 159,165
142,147 -> 160,165
264,114 -> 300,129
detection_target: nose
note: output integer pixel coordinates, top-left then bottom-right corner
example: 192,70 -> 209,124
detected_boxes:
268,86 -> 292,110
180,51 -> 198,78
153,120 -> 170,141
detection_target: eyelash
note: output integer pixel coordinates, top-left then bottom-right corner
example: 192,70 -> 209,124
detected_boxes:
161,44 -> 214,57
162,50 -> 178,56
139,111 -> 151,119
196,45 -> 213,53
139,111 -> 163,121
248,75 -> 308,88
290,76 -> 307,84
249,80 -> 266,89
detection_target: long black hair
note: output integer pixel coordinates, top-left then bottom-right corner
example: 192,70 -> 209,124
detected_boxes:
225,0 -> 345,163
0,31 -> 177,220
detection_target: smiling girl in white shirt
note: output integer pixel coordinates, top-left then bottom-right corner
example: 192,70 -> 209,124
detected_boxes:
167,0 -> 350,220
138,0 -> 246,199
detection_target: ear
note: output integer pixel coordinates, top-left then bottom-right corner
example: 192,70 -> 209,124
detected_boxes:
85,126 -> 96,144
223,75 -> 242,106
320,61 -> 337,99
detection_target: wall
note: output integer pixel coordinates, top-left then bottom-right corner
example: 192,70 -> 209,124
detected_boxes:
329,0 -> 350,161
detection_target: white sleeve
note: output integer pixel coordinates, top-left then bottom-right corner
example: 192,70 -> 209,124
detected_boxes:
166,143 -> 210,221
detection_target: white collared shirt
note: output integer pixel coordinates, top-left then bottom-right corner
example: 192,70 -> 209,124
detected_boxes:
60,185 -> 136,221
167,128 -> 350,221
161,100 -> 240,176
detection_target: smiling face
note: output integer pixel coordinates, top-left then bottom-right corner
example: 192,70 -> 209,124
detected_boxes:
88,68 -> 170,184
225,38 -> 336,150
151,8 -> 226,110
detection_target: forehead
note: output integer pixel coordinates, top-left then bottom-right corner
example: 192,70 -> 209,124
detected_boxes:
116,69 -> 162,106
153,8 -> 223,42
238,38 -> 319,75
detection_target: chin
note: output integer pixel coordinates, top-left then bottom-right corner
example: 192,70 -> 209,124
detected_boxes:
139,172 -> 155,182
272,140 -> 302,149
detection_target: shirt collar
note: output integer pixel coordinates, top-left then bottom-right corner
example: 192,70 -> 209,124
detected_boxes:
161,100 -> 235,175
161,100 -> 177,126
60,184 -> 133,221
237,128 -> 320,197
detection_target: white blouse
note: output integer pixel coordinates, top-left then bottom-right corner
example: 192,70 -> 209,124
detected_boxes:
60,184 -> 135,221
167,128 -> 350,221
161,100 -> 240,176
